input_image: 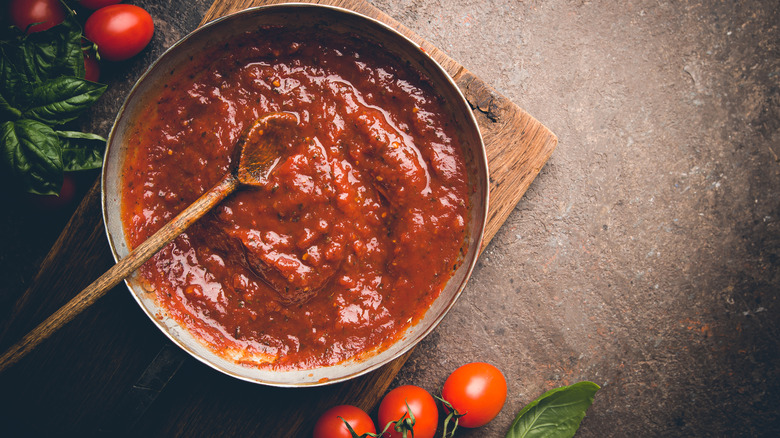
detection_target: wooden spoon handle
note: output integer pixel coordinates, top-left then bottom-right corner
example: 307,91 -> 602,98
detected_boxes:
0,174 -> 240,372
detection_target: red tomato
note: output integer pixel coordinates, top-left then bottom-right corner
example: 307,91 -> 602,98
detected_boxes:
313,405 -> 376,438
78,0 -> 122,10
28,172 -> 77,209
84,52 -> 101,82
8,0 -> 65,33
84,4 -> 154,61
442,362 -> 507,428
377,385 -> 438,438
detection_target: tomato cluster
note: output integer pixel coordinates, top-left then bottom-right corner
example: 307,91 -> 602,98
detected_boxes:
8,0 -> 154,204
8,0 -> 155,78
313,362 -> 507,438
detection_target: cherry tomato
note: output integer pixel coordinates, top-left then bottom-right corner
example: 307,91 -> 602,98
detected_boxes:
313,405 -> 376,438
442,362 -> 507,428
84,4 -> 154,61
377,385 -> 438,438
84,52 -> 101,82
77,0 -> 122,10
9,0 -> 65,33
28,172 -> 77,209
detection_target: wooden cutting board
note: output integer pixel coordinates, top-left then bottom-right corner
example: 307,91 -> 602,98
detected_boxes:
0,1 -> 555,436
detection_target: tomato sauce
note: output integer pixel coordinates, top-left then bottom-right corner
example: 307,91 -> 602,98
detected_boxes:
121,27 -> 470,370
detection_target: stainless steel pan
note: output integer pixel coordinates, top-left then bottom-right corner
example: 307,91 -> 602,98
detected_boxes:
102,3 -> 488,387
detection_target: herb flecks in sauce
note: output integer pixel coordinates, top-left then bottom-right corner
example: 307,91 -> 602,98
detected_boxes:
121,28 -> 470,370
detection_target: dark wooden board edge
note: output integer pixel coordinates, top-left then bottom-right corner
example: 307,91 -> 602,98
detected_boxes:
0,1 -> 556,436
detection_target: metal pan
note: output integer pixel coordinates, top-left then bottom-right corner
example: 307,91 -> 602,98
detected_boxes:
102,3 -> 488,387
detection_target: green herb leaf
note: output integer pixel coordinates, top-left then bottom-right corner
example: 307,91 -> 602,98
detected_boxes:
1,119 -> 63,195
0,12 -> 86,112
0,13 -> 84,86
57,130 -> 105,171
25,76 -> 106,126
0,41 -> 30,110
0,10 -> 104,195
24,14 -> 85,81
505,381 -> 600,438
0,91 -> 22,122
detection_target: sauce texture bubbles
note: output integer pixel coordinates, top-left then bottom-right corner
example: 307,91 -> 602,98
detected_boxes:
121,28 -> 471,370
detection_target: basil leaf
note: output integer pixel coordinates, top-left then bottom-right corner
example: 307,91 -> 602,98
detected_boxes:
57,130 -> 105,171
25,76 -> 106,126
0,41 -> 30,109
0,12 -> 103,195
505,381 -> 600,438
0,91 -> 22,122
25,14 -> 86,80
1,13 -> 84,86
0,13 -> 85,112
1,119 -> 63,195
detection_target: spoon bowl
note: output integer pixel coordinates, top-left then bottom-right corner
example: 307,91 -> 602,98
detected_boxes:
234,112 -> 298,186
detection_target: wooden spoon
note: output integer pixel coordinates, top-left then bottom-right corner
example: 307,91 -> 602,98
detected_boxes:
0,112 -> 298,372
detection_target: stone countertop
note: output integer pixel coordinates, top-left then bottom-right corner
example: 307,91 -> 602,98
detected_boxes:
0,0 -> 777,436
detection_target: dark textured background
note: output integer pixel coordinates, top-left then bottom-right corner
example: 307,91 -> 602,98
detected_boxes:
1,0 -> 778,436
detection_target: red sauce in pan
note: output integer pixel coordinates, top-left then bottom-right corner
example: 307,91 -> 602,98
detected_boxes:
121,27 -> 470,370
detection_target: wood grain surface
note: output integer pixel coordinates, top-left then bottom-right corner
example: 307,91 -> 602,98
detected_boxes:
0,1 -> 555,436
